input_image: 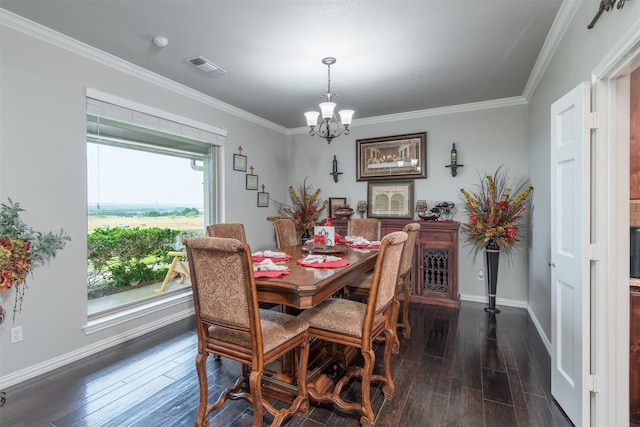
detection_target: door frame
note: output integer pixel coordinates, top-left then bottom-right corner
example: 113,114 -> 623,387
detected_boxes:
591,23 -> 640,426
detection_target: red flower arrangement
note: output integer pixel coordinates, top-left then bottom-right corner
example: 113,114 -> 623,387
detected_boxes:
267,178 -> 328,236
0,199 -> 70,321
459,166 -> 533,257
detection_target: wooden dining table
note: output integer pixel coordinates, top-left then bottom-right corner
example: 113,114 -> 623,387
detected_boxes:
253,243 -> 379,311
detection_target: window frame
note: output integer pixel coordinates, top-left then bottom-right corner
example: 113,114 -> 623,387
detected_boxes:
84,88 -> 225,332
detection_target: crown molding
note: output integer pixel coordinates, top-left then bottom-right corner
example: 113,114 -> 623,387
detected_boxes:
522,0 -> 581,101
0,9 -> 288,135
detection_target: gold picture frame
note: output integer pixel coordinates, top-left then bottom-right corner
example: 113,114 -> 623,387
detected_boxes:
356,132 -> 427,181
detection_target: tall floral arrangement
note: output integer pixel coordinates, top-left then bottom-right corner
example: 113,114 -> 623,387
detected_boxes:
459,166 -> 533,258
267,178 -> 328,236
0,198 -> 70,321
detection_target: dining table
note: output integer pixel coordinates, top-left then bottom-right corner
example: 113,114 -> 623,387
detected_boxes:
253,243 -> 379,312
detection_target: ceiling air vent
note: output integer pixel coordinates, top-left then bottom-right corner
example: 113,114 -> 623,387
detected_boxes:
184,56 -> 227,76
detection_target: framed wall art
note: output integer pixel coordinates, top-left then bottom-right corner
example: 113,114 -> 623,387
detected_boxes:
257,192 -> 269,207
328,197 -> 347,219
356,132 -> 427,181
233,153 -> 247,172
246,174 -> 259,190
367,180 -> 414,219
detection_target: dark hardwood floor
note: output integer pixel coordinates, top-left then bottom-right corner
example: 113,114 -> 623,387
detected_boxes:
0,301 -> 573,426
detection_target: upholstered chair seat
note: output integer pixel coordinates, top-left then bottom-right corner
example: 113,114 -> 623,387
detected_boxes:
208,309 -> 309,353
298,231 -> 407,426
298,298 -> 384,338
185,236 -> 310,427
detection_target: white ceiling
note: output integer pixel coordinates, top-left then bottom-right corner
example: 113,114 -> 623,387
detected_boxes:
1,0 -> 562,129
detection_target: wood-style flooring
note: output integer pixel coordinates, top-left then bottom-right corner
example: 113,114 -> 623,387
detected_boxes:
0,301 -> 574,426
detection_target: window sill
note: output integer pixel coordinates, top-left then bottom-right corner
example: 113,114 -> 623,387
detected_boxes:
84,290 -> 193,335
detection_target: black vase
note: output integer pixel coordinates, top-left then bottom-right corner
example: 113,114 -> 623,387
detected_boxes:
300,229 -> 312,243
484,239 -> 501,314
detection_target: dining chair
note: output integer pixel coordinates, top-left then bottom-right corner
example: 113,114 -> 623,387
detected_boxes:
344,223 -> 421,352
273,218 -> 299,248
298,231 -> 407,426
347,218 -> 382,241
184,236 -> 310,427
206,222 -> 247,242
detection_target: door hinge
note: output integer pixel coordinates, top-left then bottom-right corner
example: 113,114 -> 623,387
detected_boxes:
587,243 -> 602,261
587,111 -> 600,129
585,374 -> 599,393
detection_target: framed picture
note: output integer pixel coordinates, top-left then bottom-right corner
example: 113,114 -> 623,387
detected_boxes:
356,132 -> 427,181
367,181 -> 414,219
328,197 -> 347,219
233,154 -> 247,172
246,174 -> 258,190
257,192 -> 269,207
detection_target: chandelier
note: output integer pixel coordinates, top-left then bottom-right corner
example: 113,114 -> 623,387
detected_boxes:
304,57 -> 354,144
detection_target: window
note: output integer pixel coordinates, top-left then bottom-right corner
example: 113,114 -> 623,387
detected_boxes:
86,90 -> 225,318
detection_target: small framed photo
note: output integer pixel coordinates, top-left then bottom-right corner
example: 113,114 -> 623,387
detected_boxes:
246,174 -> 259,190
328,197 -> 347,219
257,192 -> 269,207
233,154 -> 247,172
367,181 -> 414,219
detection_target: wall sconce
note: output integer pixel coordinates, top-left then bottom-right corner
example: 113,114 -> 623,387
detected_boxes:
330,155 -> 343,182
445,142 -> 464,177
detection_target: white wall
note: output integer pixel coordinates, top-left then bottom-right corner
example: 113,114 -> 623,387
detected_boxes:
0,19 -> 290,386
526,0 -> 640,340
288,102 -> 530,303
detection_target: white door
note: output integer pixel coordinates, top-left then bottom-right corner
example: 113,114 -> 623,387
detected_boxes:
550,82 -> 591,426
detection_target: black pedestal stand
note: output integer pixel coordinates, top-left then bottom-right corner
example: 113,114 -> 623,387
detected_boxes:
484,239 -> 501,314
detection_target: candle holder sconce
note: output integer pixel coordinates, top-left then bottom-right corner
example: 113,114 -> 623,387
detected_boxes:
330,155 -> 344,182
445,142 -> 464,177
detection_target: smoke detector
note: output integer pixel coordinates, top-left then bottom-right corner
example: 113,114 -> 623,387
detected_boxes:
184,56 -> 227,76
152,35 -> 169,48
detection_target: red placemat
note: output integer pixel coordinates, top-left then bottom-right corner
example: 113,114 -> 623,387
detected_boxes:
296,258 -> 349,268
348,243 -> 380,249
253,269 -> 291,278
252,254 -> 292,262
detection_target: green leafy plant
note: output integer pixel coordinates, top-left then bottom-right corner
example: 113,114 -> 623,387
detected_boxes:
87,227 -> 181,289
0,198 -> 70,320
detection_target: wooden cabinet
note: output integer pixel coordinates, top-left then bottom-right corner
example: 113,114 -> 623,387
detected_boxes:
330,218 -> 460,308
631,285 -> 640,424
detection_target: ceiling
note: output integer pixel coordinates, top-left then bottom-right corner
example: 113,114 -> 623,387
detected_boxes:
1,1 -> 562,130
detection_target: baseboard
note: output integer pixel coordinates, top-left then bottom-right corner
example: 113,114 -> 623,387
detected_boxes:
526,304 -> 552,356
0,308 -> 193,389
459,293 -> 528,309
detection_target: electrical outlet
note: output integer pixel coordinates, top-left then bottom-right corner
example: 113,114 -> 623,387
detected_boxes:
10,326 -> 22,343
478,269 -> 484,280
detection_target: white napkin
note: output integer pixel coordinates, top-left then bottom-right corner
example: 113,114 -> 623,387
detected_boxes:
301,255 -> 343,265
253,258 -> 289,271
252,250 -> 287,259
345,236 -> 381,246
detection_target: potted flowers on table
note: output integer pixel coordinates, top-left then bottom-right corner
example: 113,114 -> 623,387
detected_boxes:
0,198 -> 70,322
267,178 -> 328,242
459,166 -> 533,313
